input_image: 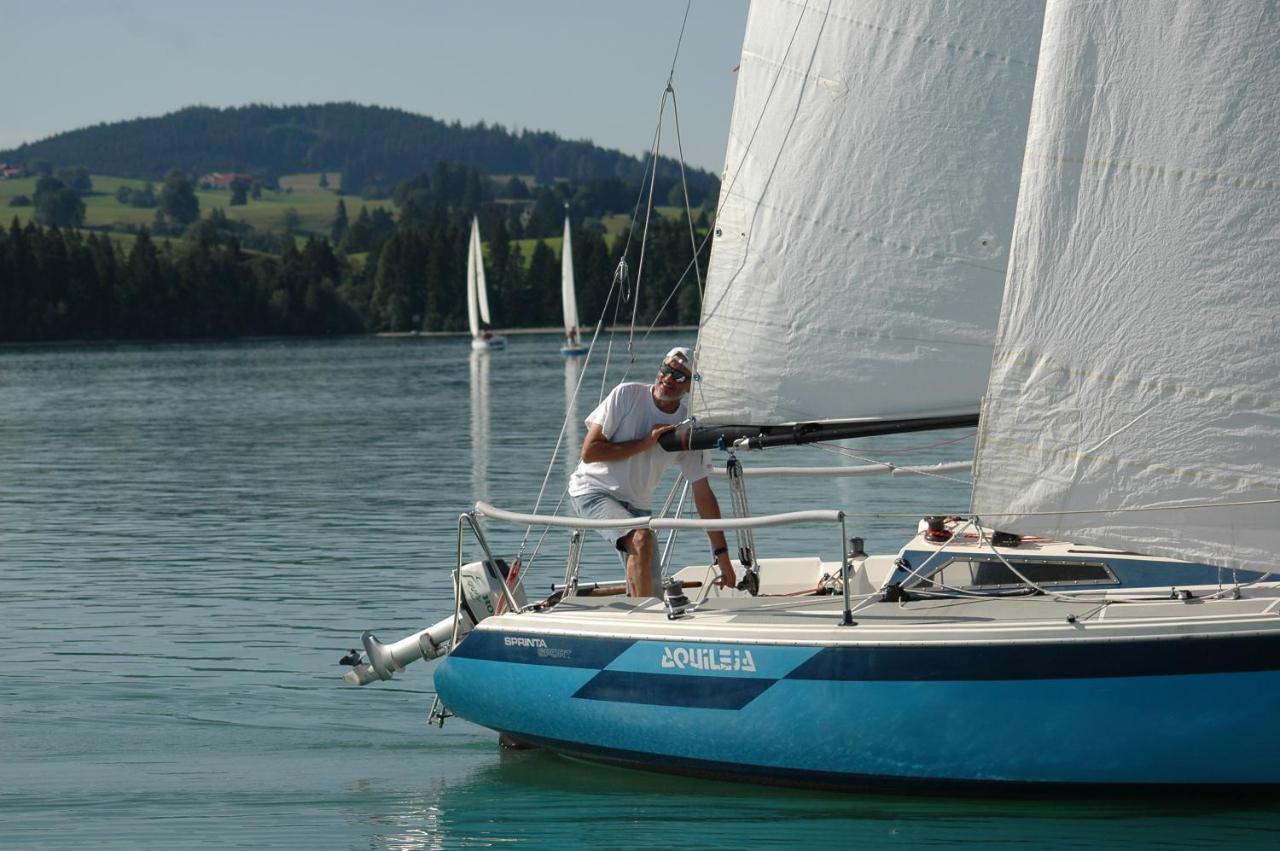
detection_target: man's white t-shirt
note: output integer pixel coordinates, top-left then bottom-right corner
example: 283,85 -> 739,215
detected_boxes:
568,382 -> 708,507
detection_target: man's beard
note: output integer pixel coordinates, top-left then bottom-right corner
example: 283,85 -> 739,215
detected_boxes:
653,383 -> 683,402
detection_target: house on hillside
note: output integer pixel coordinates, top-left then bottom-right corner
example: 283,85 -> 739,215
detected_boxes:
199,172 -> 252,189
0,163 -> 23,179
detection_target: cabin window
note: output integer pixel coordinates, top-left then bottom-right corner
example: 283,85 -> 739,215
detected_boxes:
916,558 -> 1118,590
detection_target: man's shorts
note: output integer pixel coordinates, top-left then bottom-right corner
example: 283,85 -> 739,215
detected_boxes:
570,490 -> 659,588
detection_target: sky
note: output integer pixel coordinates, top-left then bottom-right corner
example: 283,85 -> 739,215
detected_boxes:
2,1 -> 749,172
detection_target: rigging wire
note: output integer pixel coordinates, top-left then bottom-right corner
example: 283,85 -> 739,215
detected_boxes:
627,92 -> 668,354
669,88 -> 706,305
511,0 -> 702,571
514,254 -> 628,564
667,0 -> 693,83
812,441 -> 975,486
694,0 -> 825,349
821,431 -> 977,455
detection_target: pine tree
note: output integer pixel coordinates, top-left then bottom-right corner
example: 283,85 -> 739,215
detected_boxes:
331,200 -> 349,245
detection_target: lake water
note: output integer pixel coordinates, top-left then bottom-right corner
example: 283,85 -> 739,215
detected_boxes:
3,335 -> 1277,849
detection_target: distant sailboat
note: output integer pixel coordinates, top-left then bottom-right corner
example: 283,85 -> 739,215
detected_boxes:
559,213 -> 588,356
467,217 -> 505,351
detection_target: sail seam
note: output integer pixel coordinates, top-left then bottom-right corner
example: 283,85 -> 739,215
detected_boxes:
971,497 -> 1280,519
819,4 -> 1039,69
975,433 -> 1280,497
1020,146 -> 1280,193
991,348 -> 1280,413
716,184 -> 1012,275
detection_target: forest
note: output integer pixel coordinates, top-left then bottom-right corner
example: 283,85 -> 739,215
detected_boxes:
0,103 -> 720,344
0,162 -> 714,343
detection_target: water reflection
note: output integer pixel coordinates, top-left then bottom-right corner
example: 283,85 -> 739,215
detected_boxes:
364,747 -> 1280,850
469,349 -> 490,502
563,355 -> 582,474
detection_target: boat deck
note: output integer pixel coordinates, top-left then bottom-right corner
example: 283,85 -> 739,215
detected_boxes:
498,584 -> 1280,646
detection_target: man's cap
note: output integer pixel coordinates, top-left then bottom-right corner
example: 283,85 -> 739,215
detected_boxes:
664,346 -> 696,379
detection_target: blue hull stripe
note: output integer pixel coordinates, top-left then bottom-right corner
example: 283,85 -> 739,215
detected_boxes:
573,670 -> 774,709
786,633 -> 1280,681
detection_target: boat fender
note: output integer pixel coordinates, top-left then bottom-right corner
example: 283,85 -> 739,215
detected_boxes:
495,557 -> 522,615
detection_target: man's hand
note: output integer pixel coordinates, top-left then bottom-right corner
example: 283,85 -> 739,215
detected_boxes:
581,422 -> 675,463
646,423 -> 676,447
716,553 -> 737,589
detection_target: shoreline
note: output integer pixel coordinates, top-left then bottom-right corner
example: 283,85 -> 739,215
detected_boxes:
1,326 -> 700,350
374,325 -> 698,338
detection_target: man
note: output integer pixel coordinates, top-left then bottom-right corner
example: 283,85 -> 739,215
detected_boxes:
569,347 -> 737,597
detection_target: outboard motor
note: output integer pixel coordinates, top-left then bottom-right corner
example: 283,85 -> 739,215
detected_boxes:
341,559 -> 525,686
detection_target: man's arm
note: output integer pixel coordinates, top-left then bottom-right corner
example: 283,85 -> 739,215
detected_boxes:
580,421 -> 675,463
691,477 -> 737,588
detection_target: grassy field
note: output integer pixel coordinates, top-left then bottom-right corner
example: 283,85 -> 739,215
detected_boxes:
0,173 -> 393,238
277,172 -> 341,192
0,174 -> 695,265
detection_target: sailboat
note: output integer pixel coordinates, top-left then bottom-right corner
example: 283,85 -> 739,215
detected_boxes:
467,216 -> 506,351
559,212 -> 589,356
344,1 -> 1280,789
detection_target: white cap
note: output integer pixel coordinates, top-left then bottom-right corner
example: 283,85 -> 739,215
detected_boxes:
664,346 -> 696,379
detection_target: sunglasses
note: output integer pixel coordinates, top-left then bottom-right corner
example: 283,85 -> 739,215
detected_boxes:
659,362 -> 690,383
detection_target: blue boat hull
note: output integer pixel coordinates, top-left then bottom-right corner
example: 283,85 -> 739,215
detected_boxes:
435,629 -> 1280,788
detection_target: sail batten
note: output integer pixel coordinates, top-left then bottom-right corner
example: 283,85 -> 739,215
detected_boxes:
694,0 -> 1046,427
971,1 -> 1280,572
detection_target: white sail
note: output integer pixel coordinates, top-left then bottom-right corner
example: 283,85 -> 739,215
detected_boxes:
561,214 -> 579,340
466,217 -> 481,339
693,0 -> 1045,425
971,1 -> 1280,572
474,220 -> 493,326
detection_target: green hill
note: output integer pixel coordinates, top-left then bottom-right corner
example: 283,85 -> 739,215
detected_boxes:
0,102 -> 714,196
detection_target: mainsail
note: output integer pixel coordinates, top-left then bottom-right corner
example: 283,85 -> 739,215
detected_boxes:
692,0 -> 1045,434
561,214 -> 579,341
474,219 -> 492,326
971,1 -> 1280,573
465,217 -> 482,339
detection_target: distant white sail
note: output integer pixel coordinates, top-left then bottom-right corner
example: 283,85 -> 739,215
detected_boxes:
561,215 -> 579,340
474,219 -> 492,326
693,0 -> 1045,425
971,1 -> 1280,572
466,217 -> 481,339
